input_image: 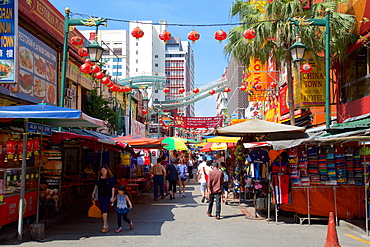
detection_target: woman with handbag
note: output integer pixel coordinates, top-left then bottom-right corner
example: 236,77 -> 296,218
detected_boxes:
92,165 -> 115,233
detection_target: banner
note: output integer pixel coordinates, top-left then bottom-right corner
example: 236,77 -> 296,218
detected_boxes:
174,116 -> 223,128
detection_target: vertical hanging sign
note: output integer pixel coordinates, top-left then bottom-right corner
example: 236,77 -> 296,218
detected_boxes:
0,0 -> 17,84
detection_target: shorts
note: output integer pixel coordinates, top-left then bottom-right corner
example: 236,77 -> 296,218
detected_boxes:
222,183 -> 228,192
200,182 -> 207,191
180,177 -> 187,181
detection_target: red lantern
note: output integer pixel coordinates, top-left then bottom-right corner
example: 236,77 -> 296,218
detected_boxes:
163,87 -> 170,93
131,27 -> 144,39
214,30 -> 227,43
142,109 -> 149,115
71,36 -> 83,46
179,88 -> 185,93
159,30 -> 172,43
90,65 -> 100,73
33,138 -> 40,155
95,71 -> 105,79
300,63 -> 313,73
6,139 -> 16,159
109,84 -> 119,91
101,77 -> 110,85
27,139 -> 34,153
193,88 -> 199,93
78,47 -> 88,57
17,140 -> 23,154
188,30 -> 200,44
243,29 -> 256,40
209,89 -> 216,95
124,85 -> 132,92
84,59 -> 93,65
239,85 -> 247,91
224,87 -> 231,93
106,81 -> 114,88
270,81 -> 278,88
255,84 -> 263,90
80,63 -> 92,74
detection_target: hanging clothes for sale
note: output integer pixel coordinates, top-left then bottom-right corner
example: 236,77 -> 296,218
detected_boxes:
271,158 -> 291,204
247,148 -> 269,180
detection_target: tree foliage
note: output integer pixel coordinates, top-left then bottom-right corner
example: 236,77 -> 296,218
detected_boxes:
84,89 -> 118,130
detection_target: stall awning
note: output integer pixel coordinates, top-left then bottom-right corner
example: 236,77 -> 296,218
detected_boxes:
331,117 -> 370,129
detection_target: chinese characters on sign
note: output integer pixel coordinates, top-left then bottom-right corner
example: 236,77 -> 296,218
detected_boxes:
174,116 -> 223,128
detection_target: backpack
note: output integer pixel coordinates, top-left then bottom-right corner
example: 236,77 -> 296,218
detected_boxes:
221,169 -> 229,182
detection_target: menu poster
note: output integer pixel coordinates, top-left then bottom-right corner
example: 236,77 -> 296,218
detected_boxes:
0,26 -> 57,105
40,159 -> 62,210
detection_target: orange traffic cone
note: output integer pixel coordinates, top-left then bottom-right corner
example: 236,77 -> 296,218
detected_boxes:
324,212 -> 341,247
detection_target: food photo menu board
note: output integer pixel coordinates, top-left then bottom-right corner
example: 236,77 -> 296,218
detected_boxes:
0,27 -> 58,105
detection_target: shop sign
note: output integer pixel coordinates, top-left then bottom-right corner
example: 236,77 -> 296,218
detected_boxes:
131,119 -> 145,137
27,122 -> 52,135
0,0 -> 17,84
0,27 -> 57,105
174,116 -> 223,128
279,109 -> 302,122
294,58 -> 325,108
279,85 -> 289,115
230,119 -> 249,125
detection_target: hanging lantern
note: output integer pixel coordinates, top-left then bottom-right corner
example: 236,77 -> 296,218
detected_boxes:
106,81 -> 114,88
142,109 -> 149,115
16,139 -> 23,160
33,138 -> 40,155
214,30 -> 227,43
95,71 -> 105,79
163,87 -> 170,93
78,47 -> 89,57
80,63 -> 92,74
270,81 -> 278,88
84,59 -> 93,65
6,139 -> 16,160
188,30 -> 200,44
101,77 -> 110,85
90,65 -> 100,73
109,84 -> 119,91
159,30 -> 172,43
131,27 -> 144,39
255,84 -> 263,90
71,36 -> 83,46
239,85 -> 247,91
300,63 -> 313,73
224,87 -> 231,93
243,29 -> 256,40
26,138 -> 34,157
124,85 -> 132,92
209,89 -> 216,95
193,88 -> 199,94
179,88 -> 185,93
116,86 -> 124,93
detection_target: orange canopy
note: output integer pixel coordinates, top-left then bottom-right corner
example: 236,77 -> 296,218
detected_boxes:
111,136 -> 164,149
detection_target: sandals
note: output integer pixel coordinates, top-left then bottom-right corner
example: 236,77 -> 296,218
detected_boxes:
101,227 -> 109,233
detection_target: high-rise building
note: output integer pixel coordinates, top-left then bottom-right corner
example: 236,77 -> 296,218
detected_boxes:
165,38 -> 195,116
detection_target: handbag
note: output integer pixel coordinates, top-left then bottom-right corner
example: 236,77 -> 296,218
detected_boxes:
88,200 -> 102,218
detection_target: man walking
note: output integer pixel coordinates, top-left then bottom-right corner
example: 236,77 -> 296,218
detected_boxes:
206,162 -> 224,219
150,158 -> 166,201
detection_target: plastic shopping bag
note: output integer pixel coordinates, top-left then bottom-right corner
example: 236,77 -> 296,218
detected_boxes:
88,200 -> 102,218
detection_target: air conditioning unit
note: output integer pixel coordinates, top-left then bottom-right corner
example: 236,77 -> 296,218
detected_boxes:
65,88 -> 73,99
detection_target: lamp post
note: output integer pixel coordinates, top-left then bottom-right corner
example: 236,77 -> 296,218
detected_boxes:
60,7 -> 107,108
289,9 -> 331,129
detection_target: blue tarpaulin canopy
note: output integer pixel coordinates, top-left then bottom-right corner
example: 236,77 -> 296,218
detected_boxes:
0,104 -> 105,127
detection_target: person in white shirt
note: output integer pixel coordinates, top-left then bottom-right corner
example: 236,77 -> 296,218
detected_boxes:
197,156 -> 212,203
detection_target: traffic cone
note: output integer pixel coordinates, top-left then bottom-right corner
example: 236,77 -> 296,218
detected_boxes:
324,212 -> 341,247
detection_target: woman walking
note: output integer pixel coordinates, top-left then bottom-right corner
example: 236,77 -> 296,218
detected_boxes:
177,158 -> 188,197
92,165 -> 115,233
167,157 -> 180,200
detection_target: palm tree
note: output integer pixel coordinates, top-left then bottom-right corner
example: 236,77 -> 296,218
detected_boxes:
225,0 -> 356,125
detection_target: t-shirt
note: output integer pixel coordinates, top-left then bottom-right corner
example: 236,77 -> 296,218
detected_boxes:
177,164 -> 188,180
198,161 -> 211,183
167,164 -> 180,181
208,169 -> 224,194
96,177 -> 115,197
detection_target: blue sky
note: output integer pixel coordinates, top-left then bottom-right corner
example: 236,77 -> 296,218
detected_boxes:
50,1 -> 236,117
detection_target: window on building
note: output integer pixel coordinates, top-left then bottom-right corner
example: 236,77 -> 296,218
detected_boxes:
103,49 -> 109,55
136,68 -> 138,72
113,42 -> 122,45
113,72 -> 123,76
113,65 -> 122,69
136,59 -> 138,64
155,55 -> 158,58
113,58 -> 122,62
113,48 -> 122,55
136,42 -> 138,46
155,90 -> 158,93
136,50 -> 138,55
155,63 -> 158,67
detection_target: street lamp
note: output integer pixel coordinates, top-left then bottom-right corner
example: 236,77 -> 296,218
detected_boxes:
288,39 -> 307,62
86,40 -> 105,62
60,7 -> 107,108
289,8 -> 331,129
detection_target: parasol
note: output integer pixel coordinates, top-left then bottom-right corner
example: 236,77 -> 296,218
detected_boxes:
161,137 -> 188,150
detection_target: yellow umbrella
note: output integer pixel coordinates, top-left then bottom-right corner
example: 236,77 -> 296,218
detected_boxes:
204,136 -> 241,143
161,137 -> 188,150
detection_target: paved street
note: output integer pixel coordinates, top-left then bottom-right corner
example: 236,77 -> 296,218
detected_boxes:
3,181 -> 370,247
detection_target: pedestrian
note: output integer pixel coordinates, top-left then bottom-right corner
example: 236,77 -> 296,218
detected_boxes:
114,185 -> 134,233
197,156 -> 211,203
91,165 -> 115,233
206,162 -> 224,219
177,157 -> 188,197
219,161 -> 230,205
161,155 -> 170,197
192,157 -> 198,180
150,157 -> 166,201
187,157 -> 193,180
167,157 -> 180,200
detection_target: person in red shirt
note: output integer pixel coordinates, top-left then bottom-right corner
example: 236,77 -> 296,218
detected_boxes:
206,162 -> 224,219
